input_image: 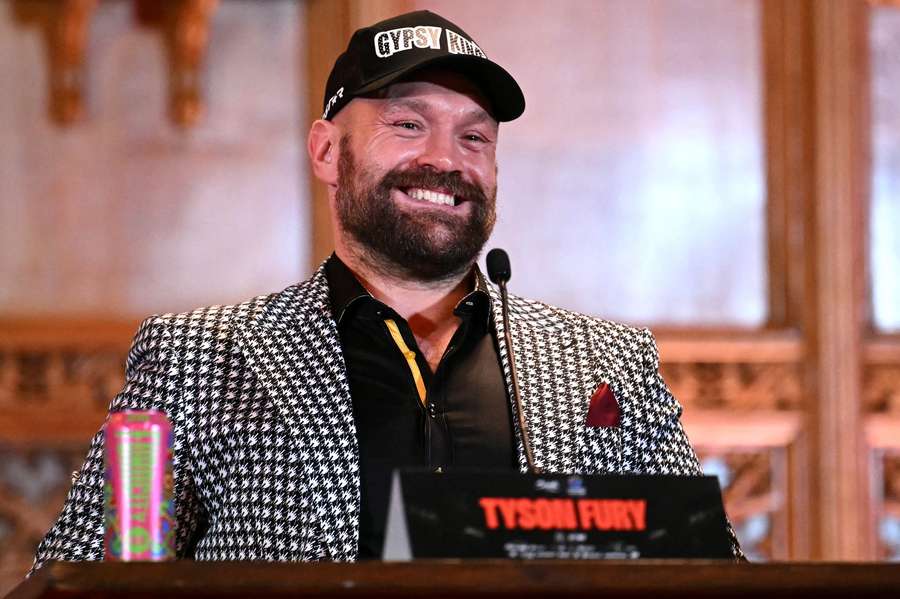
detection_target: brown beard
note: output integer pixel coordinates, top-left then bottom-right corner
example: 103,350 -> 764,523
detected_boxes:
334,135 -> 496,283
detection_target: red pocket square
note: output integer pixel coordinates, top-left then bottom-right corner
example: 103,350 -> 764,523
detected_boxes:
586,383 -> 620,428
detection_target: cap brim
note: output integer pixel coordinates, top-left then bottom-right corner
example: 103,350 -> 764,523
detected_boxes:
354,54 -> 525,122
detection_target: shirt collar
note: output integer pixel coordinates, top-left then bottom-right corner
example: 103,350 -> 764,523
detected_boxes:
324,253 -> 492,328
455,267 -> 492,329
325,253 -> 372,325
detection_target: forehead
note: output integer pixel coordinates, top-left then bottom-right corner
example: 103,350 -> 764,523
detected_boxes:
360,70 -> 498,125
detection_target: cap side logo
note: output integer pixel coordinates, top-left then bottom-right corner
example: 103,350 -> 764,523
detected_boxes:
445,30 -> 486,58
323,86 -> 344,119
374,26 -> 442,58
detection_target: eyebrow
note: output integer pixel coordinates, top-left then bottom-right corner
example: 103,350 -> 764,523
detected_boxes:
382,98 -> 495,127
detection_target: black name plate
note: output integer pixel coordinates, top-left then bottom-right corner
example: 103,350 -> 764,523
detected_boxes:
383,470 -> 732,560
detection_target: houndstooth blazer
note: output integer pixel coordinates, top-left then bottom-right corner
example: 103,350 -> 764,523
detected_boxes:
33,264 -> 742,569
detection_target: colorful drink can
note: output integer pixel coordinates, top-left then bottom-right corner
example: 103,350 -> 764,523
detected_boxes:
104,410 -> 175,561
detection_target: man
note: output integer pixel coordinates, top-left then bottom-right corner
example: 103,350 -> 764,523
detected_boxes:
32,10 -> 742,567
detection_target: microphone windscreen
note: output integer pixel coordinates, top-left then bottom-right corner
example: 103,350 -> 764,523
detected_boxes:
486,248 -> 511,284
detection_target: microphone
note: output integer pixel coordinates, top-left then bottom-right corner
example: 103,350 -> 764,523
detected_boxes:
486,248 -> 541,474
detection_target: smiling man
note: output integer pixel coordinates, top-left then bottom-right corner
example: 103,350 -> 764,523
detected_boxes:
32,10 -> 742,568
305,14 -> 524,558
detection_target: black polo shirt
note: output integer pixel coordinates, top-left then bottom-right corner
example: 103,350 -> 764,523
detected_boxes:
325,255 -> 516,559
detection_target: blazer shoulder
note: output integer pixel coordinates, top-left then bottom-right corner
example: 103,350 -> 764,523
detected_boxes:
146,292 -> 275,332
506,293 -> 651,344
122,292 -> 275,369
125,267 -> 329,368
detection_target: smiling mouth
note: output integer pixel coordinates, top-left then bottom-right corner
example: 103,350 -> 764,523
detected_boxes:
401,187 -> 459,207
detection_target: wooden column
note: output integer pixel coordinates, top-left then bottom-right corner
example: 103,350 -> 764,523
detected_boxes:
763,0 -> 872,559
809,0 -> 872,560
303,0 -> 412,269
762,0 -> 819,558
762,0 -> 815,332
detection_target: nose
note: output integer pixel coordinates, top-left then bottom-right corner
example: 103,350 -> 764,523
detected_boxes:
414,131 -> 461,173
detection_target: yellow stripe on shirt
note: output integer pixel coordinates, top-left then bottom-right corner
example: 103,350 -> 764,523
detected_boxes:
384,318 -> 427,406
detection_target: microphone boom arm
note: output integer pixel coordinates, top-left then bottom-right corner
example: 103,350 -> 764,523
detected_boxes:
497,279 -> 541,474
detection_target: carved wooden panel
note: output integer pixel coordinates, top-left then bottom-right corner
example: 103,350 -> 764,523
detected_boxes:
685,410 -> 802,561
866,415 -> 900,561
0,320 -> 132,446
864,364 -> 900,414
0,447 -> 89,597
864,339 -> 900,414
657,332 -> 805,412
699,451 -> 781,561
0,321 -> 130,592
865,340 -> 900,559
662,362 -> 804,411
658,333 -> 806,559
0,348 -> 122,409
877,452 -> 900,560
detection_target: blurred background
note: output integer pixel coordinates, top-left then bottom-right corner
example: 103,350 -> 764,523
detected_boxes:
0,0 -> 898,590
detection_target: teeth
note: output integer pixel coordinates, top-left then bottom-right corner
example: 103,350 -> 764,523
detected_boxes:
407,187 -> 455,206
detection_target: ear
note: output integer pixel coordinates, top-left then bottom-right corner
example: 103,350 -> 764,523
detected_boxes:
307,119 -> 339,187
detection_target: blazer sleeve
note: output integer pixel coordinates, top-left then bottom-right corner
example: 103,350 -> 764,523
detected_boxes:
636,328 -> 747,562
30,317 -> 206,573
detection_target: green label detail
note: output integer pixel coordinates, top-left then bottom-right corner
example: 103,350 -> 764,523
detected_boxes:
128,526 -> 151,553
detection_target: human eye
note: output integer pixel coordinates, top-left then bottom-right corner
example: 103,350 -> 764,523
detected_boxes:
393,120 -> 421,131
462,129 -> 495,147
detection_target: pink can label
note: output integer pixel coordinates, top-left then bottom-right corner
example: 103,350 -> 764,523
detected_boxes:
104,410 -> 175,561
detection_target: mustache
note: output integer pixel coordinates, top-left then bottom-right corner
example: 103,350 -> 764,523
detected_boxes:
377,167 -> 490,204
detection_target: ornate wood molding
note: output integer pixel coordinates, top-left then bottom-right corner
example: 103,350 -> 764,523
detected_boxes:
657,331 -> 804,412
134,0 -> 219,127
662,362 -> 804,411
12,0 -> 219,128
0,319 -> 134,448
864,336 -> 900,414
11,0 -> 98,125
865,363 -> 900,414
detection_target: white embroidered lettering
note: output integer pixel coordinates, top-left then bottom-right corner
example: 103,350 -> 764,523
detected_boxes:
373,26 -> 443,58
425,26 -> 442,48
374,32 -> 392,58
445,30 -> 486,58
414,28 -> 430,48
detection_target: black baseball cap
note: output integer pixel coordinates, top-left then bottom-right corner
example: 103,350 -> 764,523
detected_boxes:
322,10 -> 525,122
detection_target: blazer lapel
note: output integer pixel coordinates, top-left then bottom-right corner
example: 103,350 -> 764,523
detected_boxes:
488,285 -> 623,474
237,266 -> 360,561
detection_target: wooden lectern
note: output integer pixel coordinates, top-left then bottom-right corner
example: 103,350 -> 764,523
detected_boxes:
7,560 -> 900,598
